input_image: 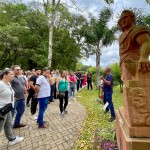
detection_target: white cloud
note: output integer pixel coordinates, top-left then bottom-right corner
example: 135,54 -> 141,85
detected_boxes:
80,0 -> 150,67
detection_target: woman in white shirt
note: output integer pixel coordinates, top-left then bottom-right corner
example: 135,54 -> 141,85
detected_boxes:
0,68 -> 24,145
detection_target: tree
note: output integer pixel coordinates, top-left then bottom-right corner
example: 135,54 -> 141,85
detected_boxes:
81,7 -> 115,89
109,63 -> 123,92
42,0 -> 61,67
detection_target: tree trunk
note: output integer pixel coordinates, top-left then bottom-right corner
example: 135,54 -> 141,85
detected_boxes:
96,45 -> 100,90
48,20 -> 54,67
43,0 -> 60,68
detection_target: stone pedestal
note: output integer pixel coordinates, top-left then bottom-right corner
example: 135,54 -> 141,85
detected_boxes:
116,78 -> 150,150
116,109 -> 150,150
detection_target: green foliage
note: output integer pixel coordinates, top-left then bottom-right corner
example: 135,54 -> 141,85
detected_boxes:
52,27 -> 81,70
0,2 -> 81,70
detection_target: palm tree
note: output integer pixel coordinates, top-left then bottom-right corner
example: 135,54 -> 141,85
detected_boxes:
81,7 -> 116,89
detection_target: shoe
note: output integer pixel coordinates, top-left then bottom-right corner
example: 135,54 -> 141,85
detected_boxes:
13,123 -> 26,129
73,98 -> 76,101
64,110 -> 68,114
30,115 -> 37,120
104,110 -> 109,114
26,104 -> 30,107
36,121 -> 48,125
61,111 -> 65,115
38,124 -> 47,128
9,136 -> 24,145
109,117 -> 115,122
33,115 -> 37,120
68,102 -> 71,105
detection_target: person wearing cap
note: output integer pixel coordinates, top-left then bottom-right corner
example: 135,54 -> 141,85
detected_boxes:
100,67 -> 115,122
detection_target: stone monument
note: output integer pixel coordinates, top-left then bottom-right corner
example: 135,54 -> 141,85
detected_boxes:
116,10 -> 150,150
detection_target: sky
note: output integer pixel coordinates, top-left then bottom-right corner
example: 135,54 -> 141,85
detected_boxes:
23,0 -> 150,68
75,0 -> 150,68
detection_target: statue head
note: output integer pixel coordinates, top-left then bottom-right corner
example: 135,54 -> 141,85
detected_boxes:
118,10 -> 136,31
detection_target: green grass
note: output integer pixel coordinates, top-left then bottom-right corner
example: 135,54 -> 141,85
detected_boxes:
76,85 -> 124,150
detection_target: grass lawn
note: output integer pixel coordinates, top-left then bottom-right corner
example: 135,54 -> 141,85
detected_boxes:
76,85 -> 124,150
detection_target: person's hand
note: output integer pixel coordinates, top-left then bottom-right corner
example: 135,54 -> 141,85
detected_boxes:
56,91 -> 59,96
100,76 -> 104,80
138,58 -> 150,72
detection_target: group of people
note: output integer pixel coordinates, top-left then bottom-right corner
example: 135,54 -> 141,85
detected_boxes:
1,8 -> 149,147
0,66 -> 93,145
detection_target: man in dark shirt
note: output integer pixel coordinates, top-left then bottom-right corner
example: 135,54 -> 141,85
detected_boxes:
87,71 -> 93,90
11,65 -> 26,128
75,70 -> 81,91
28,68 -> 41,120
100,67 -> 115,122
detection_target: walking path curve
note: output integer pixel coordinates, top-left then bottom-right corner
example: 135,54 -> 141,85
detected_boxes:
0,99 -> 87,150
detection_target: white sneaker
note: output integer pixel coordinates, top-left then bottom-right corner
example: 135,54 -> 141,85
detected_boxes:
68,102 -> 71,105
33,115 -> 37,120
9,136 -> 24,145
73,97 -> 76,101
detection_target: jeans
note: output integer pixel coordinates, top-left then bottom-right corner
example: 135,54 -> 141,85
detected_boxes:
0,111 -> 16,141
49,84 -> 55,102
68,83 -> 75,99
12,99 -> 25,125
37,97 -> 49,127
103,93 -> 115,117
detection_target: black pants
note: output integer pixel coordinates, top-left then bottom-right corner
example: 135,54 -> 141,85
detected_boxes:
87,80 -> 93,90
26,91 -> 32,105
80,79 -> 83,88
54,82 -> 58,99
77,80 -> 80,91
59,92 -> 68,113
31,96 -> 38,115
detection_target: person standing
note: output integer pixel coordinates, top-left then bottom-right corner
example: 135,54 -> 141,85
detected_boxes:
28,68 -> 41,120
35,67 -> 50,128
11,65 -> 26,128
100,67 -> 115,122
54,69 -> 60,99
87,71 -> 93,90
56,70 -> 69,115
0,68 -> 24,145
49,71 -> 56,103
68,71 -> 76,101
82,72 -> 87,86
75,70 -> 81,91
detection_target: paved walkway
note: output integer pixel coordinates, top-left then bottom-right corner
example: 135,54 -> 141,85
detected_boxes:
0,98 -> 87,150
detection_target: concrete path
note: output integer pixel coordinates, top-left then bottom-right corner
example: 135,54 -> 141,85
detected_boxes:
0,99 -> 87,150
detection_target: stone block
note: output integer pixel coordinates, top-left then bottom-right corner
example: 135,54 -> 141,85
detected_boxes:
116,110 -> 150,150
123,85 -> 150,127
119,108 -> 150,137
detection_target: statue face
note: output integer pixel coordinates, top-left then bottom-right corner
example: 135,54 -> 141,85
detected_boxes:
119,12 -> 134,31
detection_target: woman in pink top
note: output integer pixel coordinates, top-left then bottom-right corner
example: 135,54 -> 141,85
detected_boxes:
82,72 -> 87,86
68,71 -> 76,100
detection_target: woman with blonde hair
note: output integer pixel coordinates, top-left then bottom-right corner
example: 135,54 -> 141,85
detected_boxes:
0,68 -> 24,145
